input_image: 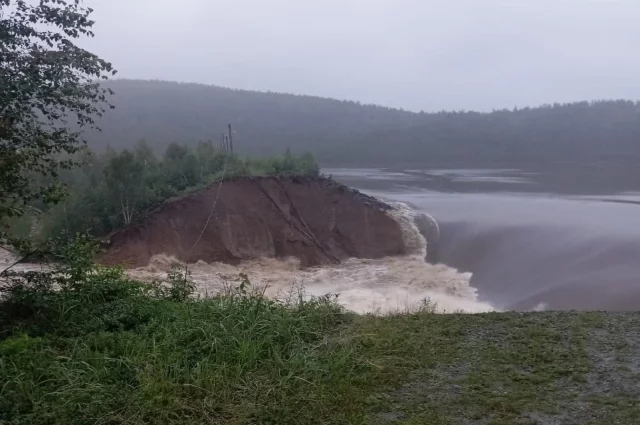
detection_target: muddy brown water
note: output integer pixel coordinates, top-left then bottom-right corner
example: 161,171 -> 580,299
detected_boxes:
327,163 -> 640,312
5,164 -> 640,313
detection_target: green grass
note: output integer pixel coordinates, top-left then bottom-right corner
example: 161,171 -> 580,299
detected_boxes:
359,312 -> 640,425
3,307 -> 640,424
2,249 -> 640,424
1,297 -> 360,425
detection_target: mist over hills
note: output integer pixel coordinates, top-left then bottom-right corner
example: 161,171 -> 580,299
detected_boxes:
88,79 -> 640,166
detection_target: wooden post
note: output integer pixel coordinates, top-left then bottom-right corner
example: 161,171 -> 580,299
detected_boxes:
228,124 -> 234,154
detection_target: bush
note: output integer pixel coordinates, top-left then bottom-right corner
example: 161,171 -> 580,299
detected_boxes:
0,234 -> 159,337
0,235 -> 361,425
152,264 -> 197,302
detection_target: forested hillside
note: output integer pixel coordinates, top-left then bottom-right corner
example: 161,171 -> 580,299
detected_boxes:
88,80 -> 640,166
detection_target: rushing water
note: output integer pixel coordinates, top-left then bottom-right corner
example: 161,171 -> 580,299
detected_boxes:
128,203 -> 494,314
1,177 -> 493,314
5,164 -> 639,313
328,164 -> 640,312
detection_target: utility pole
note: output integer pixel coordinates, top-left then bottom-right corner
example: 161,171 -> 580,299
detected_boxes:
228,124 -> 234,154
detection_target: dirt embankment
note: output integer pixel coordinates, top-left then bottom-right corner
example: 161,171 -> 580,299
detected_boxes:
99,177 -> 406,268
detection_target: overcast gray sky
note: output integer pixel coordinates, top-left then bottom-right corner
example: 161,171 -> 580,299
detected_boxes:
82,0 -> 640,112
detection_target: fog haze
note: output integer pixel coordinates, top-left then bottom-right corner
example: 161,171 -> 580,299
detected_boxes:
83,0 -> 640,111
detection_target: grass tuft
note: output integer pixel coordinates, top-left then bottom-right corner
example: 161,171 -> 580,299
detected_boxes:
2,237 -> 640,424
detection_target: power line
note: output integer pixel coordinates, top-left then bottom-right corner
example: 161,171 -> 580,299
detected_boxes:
188,154 -> 229,253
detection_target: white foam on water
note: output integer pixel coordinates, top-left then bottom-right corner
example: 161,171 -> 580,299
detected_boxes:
385,201 -> 428,257
0,248 -> 42,274
0,247 -> 18,267
130,202 -> 496,314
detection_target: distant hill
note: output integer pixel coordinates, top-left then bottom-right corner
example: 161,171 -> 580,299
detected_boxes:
87,80 -> 640,166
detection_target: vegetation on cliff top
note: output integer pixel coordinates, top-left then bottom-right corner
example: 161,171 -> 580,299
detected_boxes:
7,142 -> 319,243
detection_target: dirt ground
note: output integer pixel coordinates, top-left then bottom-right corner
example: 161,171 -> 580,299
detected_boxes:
99,177 -> 406,268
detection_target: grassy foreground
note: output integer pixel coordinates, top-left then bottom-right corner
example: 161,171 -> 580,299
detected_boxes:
1,245 -> 639,424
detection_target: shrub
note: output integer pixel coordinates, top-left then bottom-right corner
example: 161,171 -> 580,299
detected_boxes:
0,235 -> 357,425
0,234 -> 159,337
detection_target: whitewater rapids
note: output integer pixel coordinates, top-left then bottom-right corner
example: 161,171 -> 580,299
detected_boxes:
130,202 -> 495,314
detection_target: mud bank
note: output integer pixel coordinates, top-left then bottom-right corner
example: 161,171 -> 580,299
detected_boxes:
99,177 -> 491,313
99,177 -> 407,268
